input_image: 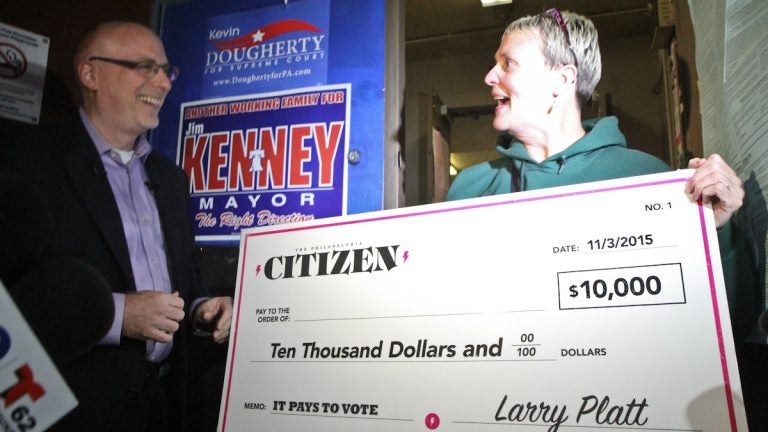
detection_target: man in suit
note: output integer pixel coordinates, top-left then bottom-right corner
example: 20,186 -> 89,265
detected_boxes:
0,21 -> 232,431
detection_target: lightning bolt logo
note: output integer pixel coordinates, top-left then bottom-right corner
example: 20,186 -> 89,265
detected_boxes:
425,412 -> 440,429
255,264 -> 262,276
403,250 -> 410,263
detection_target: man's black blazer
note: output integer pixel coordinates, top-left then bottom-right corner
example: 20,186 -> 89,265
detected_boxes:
0,110 -> 206,431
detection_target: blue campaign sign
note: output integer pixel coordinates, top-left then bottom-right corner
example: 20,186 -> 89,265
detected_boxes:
152,0 -> 386,244
202,0 -> 330,97
178,85 -> 349,242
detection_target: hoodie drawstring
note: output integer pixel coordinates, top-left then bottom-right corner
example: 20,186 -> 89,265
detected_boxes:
510,161 -> 526,192
557,156 -> 567,175
510,162 -> 521,192
511,157 -> 564,192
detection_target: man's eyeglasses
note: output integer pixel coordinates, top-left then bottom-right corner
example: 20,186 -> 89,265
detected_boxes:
540,8 -> 578,67
89,56 -> 179,82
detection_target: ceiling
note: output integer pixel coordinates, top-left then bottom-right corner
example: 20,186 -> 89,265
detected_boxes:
405,0 -> 656,61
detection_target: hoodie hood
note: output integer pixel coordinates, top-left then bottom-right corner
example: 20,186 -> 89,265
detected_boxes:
445,116 -> 670,200
495,116 -> 627,167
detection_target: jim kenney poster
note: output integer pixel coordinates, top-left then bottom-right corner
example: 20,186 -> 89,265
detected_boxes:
178,84 -> 349,242
156,0 -> 387,243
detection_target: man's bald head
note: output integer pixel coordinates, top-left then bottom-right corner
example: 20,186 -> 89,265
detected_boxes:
73,22 -> 163,82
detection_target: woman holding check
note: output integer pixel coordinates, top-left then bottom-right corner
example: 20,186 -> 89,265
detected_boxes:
445,8 -> 762,427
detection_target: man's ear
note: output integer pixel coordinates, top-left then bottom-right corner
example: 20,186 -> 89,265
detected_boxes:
78,61 -> 98,91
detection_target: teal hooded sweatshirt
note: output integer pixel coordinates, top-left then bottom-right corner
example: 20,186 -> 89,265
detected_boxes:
446,116 -> 670,199
446,116 -> 760,341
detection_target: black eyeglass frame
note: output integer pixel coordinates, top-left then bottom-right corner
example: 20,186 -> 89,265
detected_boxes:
540,8 -> 578,68
88,56 -> 179,82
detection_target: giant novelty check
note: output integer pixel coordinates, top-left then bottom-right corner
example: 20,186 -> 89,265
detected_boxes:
218,170 -> 748,431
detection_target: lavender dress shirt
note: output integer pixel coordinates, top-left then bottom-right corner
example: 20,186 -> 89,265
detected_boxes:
80,110 -> 172,362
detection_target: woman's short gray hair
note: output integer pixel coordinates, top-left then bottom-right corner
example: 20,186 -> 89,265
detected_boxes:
504,10 -> 601,106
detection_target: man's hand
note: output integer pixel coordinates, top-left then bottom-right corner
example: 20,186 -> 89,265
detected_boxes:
193,296 -> 233,344
686,153 -> 744,228
123,291 -> 185,343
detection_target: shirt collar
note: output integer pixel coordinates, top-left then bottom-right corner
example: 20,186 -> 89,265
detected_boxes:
79,108 -> 153,161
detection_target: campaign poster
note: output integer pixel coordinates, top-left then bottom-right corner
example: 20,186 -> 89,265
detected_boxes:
178,84 -> 349,243
202,0 -> 330,98
155,0 -> 387,244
